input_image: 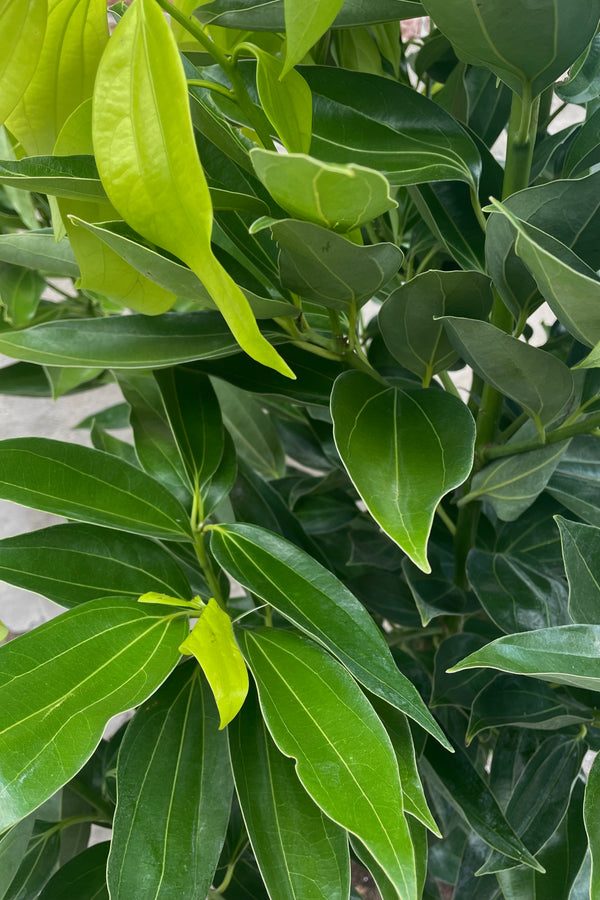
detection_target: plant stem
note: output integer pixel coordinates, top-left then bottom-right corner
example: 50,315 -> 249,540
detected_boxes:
436,504 -> 456,537
193,531 -> 225,609
438,370 -> 461,398
469,187 -> 487,233
481,412 -> 600,462
69,776 -> 114,822
502,87 -> 540,200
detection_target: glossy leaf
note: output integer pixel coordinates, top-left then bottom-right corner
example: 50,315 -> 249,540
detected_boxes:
442,317 -> 573,429
254,49 -> 312,153
0,0 -> 47,126
211,523 -> 450,748
39,843 -> 109,900
0,816 -> 35,900
331,371 -> 475,572
0,263 -> 44,328
564,107 -> 600,177
0,597 -> 187,830
93,0 -> 291,377
0,154 -> 106,201
180,598 -> 249,728
4,819 -> 61,900
0,232 -> 78,278
557,517 -> 600,624
420,0 -> 600,98
379,271 -> 493,381
229,683 -> 350,900
195,0 -> 424,30
303,66 -> 481,189
283,0 -> 344,74
108,662 -> 232,900
252,150 -> 396,234
547,436 -> 600,527
0,437 -> 192,541
557,34 -> 600,104
240,629 -> 418,900
450,624 -> 600,692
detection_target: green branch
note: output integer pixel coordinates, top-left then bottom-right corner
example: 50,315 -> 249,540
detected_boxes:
480,412 -> 600,463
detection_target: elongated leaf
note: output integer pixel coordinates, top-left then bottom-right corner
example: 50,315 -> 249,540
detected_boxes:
585,752 -> 600,899
0,523 -> 191,608
0,155 -> 105,201
331,371 -> 475,572
4,819 -> 61,900
557,34 -> 600,104
180,599 -> 248,729
212,378 -> 285,480
421,0 -> 600,98
0,437 -> 192,541
547,436 -> 600,526
196,0 -> 423,30
0,263 -> 44,328
211,523 -> 450,748
254,49 -> 312,153
564,107 -> 600,177
450,624 -> 600,692
0,816 -> 35,900
39,843 -> 109,900
557,517 -> 600,624
442,317 -> 573,429
0,0 -> 47,126
303,66 -> 481,189
0,597 -> 187,830
283,0 -> 344,74
230,683 -> 350,900
379,271 -> 493,381
240,629 -> 418,900
0,231 -> 78,277
93,0 -> 291,377
252,150 -> 396,233
108,662 -> 232,900
409,182 -> 485,272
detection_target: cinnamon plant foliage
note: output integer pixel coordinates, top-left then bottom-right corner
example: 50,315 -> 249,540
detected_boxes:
2,1 -> 600,898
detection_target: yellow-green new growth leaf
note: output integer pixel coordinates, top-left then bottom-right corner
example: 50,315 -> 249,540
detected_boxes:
254,48 -> 312,153
179,598 -> 249,729
0,619 -> 7,642
0,0 -> 47,128
7,0 -> 108,156
92,0 -> 292,377
251,149 -> 397,233
283,0 -> 345,75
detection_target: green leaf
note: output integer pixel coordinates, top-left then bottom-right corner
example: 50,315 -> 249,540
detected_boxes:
556,34 -> 600,105
547,436 -> 600,527
408,182 -> 485,273
422,735 -> 544,872
0,155 -> 106,201
39,843 -> 110,900
211,523 -> 450,748
0,437 -> 192,541
0,0 -> 47,126
252,150 -> 396,234
557,517 -> 600,624
180,598 -> 248,729
229,683 -> 350,900
108,661 -> 232,900
379,271 -> 493,382
239,629 -> 418,900
196,0 -> 424,30
331,371 -> 475,572
263,218 -> 402,309
420,0 -> 600,98
449,624 -> 600,692
0,523 -> 191,609
585,752 -> 600,899
0,312 -> 264,368
0,263 -> 44,328
0,231 -> 78,278
93,0 -> 292,377
303,66 -> 481,189
4,819 -> 61,900
442,316 -> 573,430
253,49 -> 312,153
564,106 -> 600,177
283,0 -> 344,74
0,816 -> 35,900
431,633 -> 493,710
0,597 -> 187,830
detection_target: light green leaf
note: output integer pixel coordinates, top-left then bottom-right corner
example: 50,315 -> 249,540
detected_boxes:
0,437 -> 192,541
7,0 -> 107,155
283,0 -> 345,75
93,0 -> 292,377
0,231 -> 78,277
211,523 -> 451,749
449,624 -> 600,692
379,271 -> 493,381
251,149 -> 396,233
179,598 -> 249,728
108,662 -> 233,900
0,0 -> 47,127
0,523 -> 191,609
584,752 -> 600,900
0,621 -> 7,643
229,683 -> 351,900
420,0 -> 600,98
557,517 -> 600,624
331,371 -> 475,572
442,316 -> 573,430
240,629 -> 418,900
0,597 -> 187,830
254,49 -> 312,153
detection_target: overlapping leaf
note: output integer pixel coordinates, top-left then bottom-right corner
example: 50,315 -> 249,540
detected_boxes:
195,0 -> 424,30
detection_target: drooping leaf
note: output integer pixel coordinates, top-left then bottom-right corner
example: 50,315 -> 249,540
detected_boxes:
180,599 -> 248,729
0,597 -> 187,830
92,0 -> 292,376
239,629 -> 418,900
379,271 -> 493,382
229,683 -> 351,900
331,371 -> 475,572
0,437 -> 192,541
420,0 -> 600,98
450,624 -> 600,692
108,662 -> 233,900
557,517 -> 600,624
211,523 -> 450,748
39,843 -> 110,900
0,523 -> 191,608
195,0 -> 424,30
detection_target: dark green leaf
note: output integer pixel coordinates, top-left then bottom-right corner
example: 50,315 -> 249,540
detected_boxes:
0,363 -> 52,398
212,378 -> 285,480
557,516 -> 600,624
4,821 -> 60,900
403,549 -> 480,624
0,263 -> 44,327
409,182 -> 485,272
0,597 -> 187,830
557,35 -> 600,104
332,371 -> 475,572
0,817 -> 35,900
584,752 -> 600,899
39,843 -> 109,900
0,437 -> 192,541
548,436 -> 600,527
195,0 -> 424,30
431,633 -> 494,709
0,155 -> 106,201
564,107 -> 600,177
0,232 -> 78,278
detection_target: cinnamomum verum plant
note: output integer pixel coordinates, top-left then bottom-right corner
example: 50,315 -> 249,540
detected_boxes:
3,1 -> 600,898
